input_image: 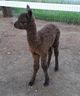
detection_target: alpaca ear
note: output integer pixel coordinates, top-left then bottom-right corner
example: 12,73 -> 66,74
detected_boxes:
27,5 -> 32,17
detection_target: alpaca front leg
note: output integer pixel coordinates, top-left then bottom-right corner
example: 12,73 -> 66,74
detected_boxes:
28,53 -> 40,86
41,54 -> 49,86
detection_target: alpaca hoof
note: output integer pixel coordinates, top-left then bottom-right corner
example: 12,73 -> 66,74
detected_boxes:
43,78 -> 49,86
54,67 -> 59,72
28,81 -> 34,86
43,81 -> 49,86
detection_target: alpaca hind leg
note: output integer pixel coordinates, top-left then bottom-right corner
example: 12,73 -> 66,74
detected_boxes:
29,53 -> 40,86
53,37 -> 59,72
54,45 -> 59,72
47,47 -> 53,67
41,54 -> 49,86
53,32 -> 60,72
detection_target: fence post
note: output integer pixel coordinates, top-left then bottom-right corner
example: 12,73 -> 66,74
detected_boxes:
2,7 -> 13,17
1,0 -> 13,17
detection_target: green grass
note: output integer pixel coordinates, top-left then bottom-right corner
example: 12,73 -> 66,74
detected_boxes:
33,10 -> 80,24
13,0 -> 80,24
13,8 -> 80,24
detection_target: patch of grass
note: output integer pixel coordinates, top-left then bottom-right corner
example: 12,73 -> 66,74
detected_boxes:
13,0 -> 80,24
33,10 -> 80,24
13,8 -> 80,24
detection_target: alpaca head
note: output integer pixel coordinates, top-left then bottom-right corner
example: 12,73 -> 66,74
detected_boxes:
14,5 -> 33,30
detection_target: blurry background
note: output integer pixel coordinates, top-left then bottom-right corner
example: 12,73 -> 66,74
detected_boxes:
4,0 -> 80,24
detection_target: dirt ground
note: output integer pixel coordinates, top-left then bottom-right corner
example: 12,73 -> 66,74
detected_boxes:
0,17 -> 80,96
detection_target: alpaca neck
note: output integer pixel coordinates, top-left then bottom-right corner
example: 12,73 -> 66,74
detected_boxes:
26,21 -> 38,46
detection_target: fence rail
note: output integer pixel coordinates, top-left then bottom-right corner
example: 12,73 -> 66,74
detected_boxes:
0,1 -> 80,12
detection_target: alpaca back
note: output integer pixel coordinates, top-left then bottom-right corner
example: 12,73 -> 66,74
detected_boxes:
38,24 -> 60,53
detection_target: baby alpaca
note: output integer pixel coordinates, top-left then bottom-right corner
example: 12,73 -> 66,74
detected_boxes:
14,5 -> 60,86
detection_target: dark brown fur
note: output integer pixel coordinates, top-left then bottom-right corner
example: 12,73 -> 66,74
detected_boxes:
14,5 -> 60,86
